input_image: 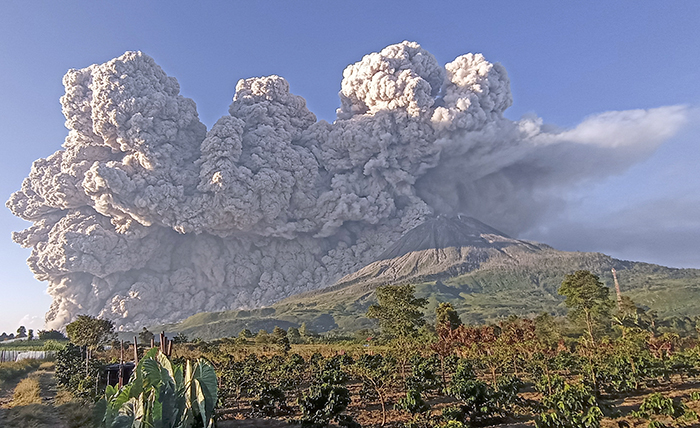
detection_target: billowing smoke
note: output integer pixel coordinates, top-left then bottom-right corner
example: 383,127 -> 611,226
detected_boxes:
7,42 -> 688,329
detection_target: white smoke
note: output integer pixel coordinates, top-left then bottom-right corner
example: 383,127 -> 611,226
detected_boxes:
7,42 -> 689,329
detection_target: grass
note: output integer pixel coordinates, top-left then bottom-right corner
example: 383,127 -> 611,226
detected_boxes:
10,375 -> 42,407
0,361 -> 94,428
0,359 -> 42,391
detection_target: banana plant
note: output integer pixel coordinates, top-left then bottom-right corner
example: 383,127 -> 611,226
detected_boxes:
95,348 -> 217,428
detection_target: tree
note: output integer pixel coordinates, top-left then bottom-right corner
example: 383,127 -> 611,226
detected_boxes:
172,332 -> 189,344
558,270 -> 614,345
351,354 -> 398,426
255,329 -> 271,344
299,322 -> 315,337
28,329 -> 34,340
38,329 -> 66,340
65,315 -> 115,375
367,284 -> 428,339
238,328 -> 253,339
138,327 -> 154,345
16,325 -> 27,338
287,327 -> 302,344
271,326 -> 287,340
436,302 -> 462,331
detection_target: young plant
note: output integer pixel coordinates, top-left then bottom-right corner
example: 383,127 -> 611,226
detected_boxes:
535,381 -> 603,428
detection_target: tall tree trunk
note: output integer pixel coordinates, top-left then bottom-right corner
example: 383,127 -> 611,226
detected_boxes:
585,309 -> 595,345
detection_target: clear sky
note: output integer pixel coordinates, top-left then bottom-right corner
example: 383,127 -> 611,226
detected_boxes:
1,1 -> 698,334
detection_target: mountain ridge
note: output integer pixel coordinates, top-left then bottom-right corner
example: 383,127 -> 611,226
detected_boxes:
156,216 -> 700,339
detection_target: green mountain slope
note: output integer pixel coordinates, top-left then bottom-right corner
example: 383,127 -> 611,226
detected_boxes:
158,217 -> 700,339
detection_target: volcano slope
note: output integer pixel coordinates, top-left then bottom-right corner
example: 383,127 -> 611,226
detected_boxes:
160,216 -> 700,339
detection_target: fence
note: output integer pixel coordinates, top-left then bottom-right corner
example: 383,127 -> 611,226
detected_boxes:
0,350 -> 54,363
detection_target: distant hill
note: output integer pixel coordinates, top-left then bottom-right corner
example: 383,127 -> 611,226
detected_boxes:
158,216 -> 700,339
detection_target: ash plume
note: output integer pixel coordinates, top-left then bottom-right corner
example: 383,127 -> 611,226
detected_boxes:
7,42 -> 688,329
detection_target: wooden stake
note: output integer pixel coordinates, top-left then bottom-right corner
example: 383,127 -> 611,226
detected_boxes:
119,340 -> 124,388
133,336 -> 139,365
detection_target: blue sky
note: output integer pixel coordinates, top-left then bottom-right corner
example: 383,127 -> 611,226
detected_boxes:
1,1 -> 698,334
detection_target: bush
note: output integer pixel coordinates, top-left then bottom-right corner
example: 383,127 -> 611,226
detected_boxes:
630,392 -> 691,420
446,359 -> 517,425
396,388 -> 430,415
535,381 -> 603,428
54,342 -> 104,401
295,384 -> 354,427
42,339 -> 66,351
251,384 -> 290,417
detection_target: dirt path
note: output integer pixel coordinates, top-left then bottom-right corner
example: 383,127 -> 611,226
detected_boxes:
0,375 -> 23,407
0,368 -> 83,428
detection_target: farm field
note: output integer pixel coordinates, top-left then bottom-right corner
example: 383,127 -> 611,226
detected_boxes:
4,273 -> 700,427
3,335 -> 700,428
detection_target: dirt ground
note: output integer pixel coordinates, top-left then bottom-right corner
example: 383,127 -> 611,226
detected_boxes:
3,369 -> 700,427
0,367 -> 93,428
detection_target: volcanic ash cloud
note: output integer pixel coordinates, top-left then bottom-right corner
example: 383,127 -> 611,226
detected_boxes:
7,42 -> 688,329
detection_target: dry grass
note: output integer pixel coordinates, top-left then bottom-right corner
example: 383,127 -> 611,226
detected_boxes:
0,358 -> 42,390
0,403 -> 57,428
38,361 -> 55,371
10,375 -> 42,407
54,388 -> 75,406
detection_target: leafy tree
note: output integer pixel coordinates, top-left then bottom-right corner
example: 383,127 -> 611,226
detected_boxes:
299,322 -> 317,339
138,327 -> 155,345
272,326 -> 287,340
255,329 -> 271,344
367,284 -> 428,339
558,270 -> 614,345
38,329 -> 66,340
436,302 -> 462,331
65,315 -> 115,374
16,325 -> 27,338
27,329 -> 34,340
351,354 -> 398,426
238,328 -> 253,339
287,327 -> 302,344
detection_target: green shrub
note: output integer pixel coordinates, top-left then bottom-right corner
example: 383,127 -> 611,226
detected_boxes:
42,339 -> 66,351
446,359 -> 519,425
535,382 -> 603,428
631,393 -> 686,419
295,383 -> 356,427
251,384 -> 289,417
396,389 -> 430,415
54,342 -> 104,401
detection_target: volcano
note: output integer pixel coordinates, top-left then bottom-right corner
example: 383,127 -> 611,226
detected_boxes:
332,215 -> 547,290
160,216 -> 700,339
